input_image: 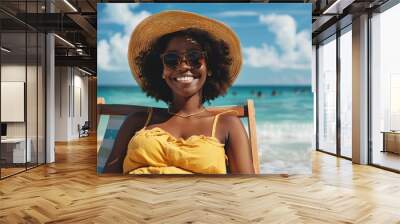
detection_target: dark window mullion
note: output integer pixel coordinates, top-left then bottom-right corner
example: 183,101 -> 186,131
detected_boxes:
367,11 -> 373,165
36,0 -> 39,167
25,0 -> 28,171
44,0 -> 48,164
336,28 -> 341,157
316,45 -> 319,150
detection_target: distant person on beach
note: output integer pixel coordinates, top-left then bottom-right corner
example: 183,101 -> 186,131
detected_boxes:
271,90 -> 277,96
103,11 -> 254,175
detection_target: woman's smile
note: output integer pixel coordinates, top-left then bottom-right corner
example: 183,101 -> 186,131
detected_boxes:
172,73 -> 200,84
175,76 -> 194,83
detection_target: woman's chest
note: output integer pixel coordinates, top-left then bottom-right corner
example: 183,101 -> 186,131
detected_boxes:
128,128 -> 226,164
147,116 -> 225,142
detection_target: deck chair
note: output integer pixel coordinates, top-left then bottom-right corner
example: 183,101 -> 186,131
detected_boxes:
97,99 -> 260,174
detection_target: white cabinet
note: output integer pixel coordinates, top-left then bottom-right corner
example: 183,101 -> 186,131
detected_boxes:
1,138 -> 31,163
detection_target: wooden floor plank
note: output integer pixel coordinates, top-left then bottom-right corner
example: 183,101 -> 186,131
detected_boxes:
0,135 -> 399,223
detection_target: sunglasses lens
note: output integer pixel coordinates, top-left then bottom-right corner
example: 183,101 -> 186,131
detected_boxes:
162,53 -> 179,68
162,51 -> 205,69
187,51 -> 204,68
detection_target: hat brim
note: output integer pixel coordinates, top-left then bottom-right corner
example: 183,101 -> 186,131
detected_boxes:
128,10 -> 242,88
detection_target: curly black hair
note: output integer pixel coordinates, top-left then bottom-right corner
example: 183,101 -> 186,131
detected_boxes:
135,28 -> 232,104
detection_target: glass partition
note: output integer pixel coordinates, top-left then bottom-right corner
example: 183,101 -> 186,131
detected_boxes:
1,30 -> 28,177
0,1 -> 46,179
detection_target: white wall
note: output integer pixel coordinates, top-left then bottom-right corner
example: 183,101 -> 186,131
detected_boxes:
55,67 -> 89,141
55,66 -> 69,141
71,72 -> 89,139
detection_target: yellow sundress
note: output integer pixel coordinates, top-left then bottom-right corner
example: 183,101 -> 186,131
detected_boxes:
123,108 -> 229,174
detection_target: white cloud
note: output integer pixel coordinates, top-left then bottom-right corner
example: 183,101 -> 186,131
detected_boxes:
215,11 -> 259,18
98,4 -> 151,72
243,13 -> 311,70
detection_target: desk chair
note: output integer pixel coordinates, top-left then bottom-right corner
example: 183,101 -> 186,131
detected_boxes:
78,121 -> 90,138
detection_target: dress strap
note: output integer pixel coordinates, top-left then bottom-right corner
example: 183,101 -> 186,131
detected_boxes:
143,107 -> 153,128
211,110 -> 238,137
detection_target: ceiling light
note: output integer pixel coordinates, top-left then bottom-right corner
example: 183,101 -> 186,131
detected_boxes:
76,48 -> 85,55
63,0 -> 78,12
322,0 -> 354,15
323,0 -> 342,14
78,67 -> 92,76
54,34 -> 75,48
1,47 -> 11,53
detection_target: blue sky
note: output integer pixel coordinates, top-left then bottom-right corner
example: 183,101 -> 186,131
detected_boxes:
97,3 -> 311,86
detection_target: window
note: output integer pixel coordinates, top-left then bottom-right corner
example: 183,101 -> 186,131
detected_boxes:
339,27 -> 352,158
370,3 -> 400,171
317,35 -> 337,154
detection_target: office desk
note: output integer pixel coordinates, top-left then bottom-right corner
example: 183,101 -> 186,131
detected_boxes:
382,131 -> 400,154
1,138 -> 31,163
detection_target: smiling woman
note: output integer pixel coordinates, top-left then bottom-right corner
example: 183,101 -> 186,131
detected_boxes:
102,10 -> 255,175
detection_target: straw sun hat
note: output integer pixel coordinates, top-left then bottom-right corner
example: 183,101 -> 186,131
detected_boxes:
127,10 -> 242,87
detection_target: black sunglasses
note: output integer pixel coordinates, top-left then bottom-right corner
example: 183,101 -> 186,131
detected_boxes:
161,50 -> 206,69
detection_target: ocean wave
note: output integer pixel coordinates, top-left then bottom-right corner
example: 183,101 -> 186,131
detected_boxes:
256,122 -> 313,140
254,122 -> 313,174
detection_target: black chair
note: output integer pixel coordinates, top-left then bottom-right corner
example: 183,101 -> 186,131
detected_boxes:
78,121 -> 90,138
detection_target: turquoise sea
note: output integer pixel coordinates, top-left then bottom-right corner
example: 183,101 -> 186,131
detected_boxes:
98,85 -> 314,174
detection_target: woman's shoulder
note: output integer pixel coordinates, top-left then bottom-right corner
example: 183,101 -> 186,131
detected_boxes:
124,107 -> 169,127
125,110 -> 147,121
123,108 -> 162,128
217,112 -> 242,129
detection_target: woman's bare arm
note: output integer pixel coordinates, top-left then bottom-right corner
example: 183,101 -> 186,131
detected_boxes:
220,115 -> 255,174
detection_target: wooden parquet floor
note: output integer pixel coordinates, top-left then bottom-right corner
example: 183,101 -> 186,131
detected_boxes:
1,135 -> 400,224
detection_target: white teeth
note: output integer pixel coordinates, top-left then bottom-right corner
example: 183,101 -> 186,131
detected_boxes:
176,76 -> 194,83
